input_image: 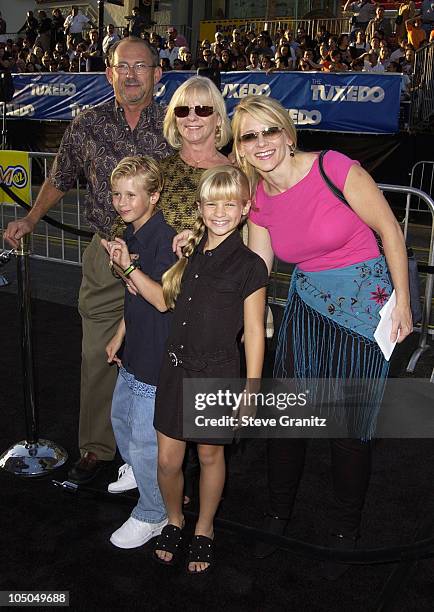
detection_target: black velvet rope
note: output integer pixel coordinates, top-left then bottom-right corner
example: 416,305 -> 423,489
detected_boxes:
0,182 -> 94,239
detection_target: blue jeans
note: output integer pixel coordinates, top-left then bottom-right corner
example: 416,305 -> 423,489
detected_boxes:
111,370 -> 166,523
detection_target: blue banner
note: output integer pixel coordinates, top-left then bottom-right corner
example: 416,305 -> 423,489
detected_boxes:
9,73 -> 114,122
9,71 -> 401,134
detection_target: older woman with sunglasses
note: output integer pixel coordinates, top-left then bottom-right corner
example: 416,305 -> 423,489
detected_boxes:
157,75 -> 231,232
231,95 -> 412,578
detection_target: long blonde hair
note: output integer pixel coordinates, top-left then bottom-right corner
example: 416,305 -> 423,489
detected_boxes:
162,165 -> 250,309
232,95 -> 298,192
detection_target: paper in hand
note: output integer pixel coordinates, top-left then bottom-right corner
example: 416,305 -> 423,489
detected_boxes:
374,290 -> 398,361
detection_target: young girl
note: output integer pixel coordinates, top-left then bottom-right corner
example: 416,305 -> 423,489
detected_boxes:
153,165 -> 268,574
101,156 -> 177,549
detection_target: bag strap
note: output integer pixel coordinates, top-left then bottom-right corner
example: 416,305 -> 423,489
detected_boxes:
319,150 -> 386,255
318,150 -> 349,207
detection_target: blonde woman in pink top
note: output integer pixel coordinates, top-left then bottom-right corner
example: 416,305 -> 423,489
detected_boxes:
232,95 -> 412,578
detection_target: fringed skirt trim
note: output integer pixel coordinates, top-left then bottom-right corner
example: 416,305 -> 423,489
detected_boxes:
274,257 -> 392,440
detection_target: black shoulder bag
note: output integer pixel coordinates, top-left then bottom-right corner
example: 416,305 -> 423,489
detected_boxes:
318,150 -> 422,324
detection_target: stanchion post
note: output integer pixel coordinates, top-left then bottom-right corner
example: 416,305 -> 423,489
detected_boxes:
16,235 -> 38,444
0,238 -> 68,476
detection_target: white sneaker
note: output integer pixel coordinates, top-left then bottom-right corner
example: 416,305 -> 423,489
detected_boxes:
110,516 -> 168,549
107,463 -> 137,494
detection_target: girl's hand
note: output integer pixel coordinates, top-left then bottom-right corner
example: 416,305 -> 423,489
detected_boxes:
106,334 -> 123,367
391,303 -> 413,343
101,237 -> 132,270
172,229 -> 193,258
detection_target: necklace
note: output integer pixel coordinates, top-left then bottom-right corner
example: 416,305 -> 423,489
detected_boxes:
180,150 -> 221,169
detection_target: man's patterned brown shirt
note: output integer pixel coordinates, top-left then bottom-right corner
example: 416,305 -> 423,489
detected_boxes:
49,99 -> 172,237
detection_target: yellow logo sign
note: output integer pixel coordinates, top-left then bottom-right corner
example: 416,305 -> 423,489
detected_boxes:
0,150 -> 31,205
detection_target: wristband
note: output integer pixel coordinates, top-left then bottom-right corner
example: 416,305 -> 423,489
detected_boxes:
123,261 -> 140,277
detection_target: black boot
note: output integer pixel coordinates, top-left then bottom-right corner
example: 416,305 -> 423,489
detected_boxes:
323,531 -> 358,581
254,514 -> 289,559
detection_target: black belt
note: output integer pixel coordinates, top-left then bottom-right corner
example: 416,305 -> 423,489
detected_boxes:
167,347 -> 236,371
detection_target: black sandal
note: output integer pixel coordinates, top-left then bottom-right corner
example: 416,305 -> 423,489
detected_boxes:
186,535 -> 215,575
153,524 -> 184,566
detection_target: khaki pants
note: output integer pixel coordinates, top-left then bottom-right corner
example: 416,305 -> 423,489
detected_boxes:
78,235 -> 124,460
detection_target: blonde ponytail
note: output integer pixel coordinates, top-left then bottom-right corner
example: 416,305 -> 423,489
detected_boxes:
162,215 -> 206,310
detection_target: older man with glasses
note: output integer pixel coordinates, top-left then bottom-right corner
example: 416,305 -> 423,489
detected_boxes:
4,37 -> 173,486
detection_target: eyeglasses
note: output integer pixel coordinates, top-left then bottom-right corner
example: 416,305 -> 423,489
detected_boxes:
112,62 -> 156,74
174,105 -> 214,118
239,126 -> 283,144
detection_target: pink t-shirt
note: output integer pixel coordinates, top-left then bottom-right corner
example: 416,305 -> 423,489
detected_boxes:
249,150 -> 380,272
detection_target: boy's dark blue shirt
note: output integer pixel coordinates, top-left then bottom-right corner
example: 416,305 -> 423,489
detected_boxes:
121,210 -> 176,386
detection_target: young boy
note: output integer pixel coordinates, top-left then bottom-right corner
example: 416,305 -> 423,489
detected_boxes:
101,156 -> 176,548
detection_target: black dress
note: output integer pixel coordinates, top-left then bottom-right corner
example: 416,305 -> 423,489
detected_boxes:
154,230 -> 268,444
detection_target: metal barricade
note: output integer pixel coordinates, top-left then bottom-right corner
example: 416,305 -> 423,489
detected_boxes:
407,163 -> 434,380
379,185 -> 434,372
0,152 -> 90,265
199,16 -> 349,48
262,17 -> 349,38
409,42 -> 434,133
407,161 -> 434,217
234,17 -> 349,39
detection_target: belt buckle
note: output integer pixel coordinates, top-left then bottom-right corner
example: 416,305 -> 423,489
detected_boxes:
169,351 -> 179,367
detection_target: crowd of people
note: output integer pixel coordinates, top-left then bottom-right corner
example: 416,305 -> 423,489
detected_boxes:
0,6 -> 155,73
0,3 -> 433,80
0,7 -> 92,73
